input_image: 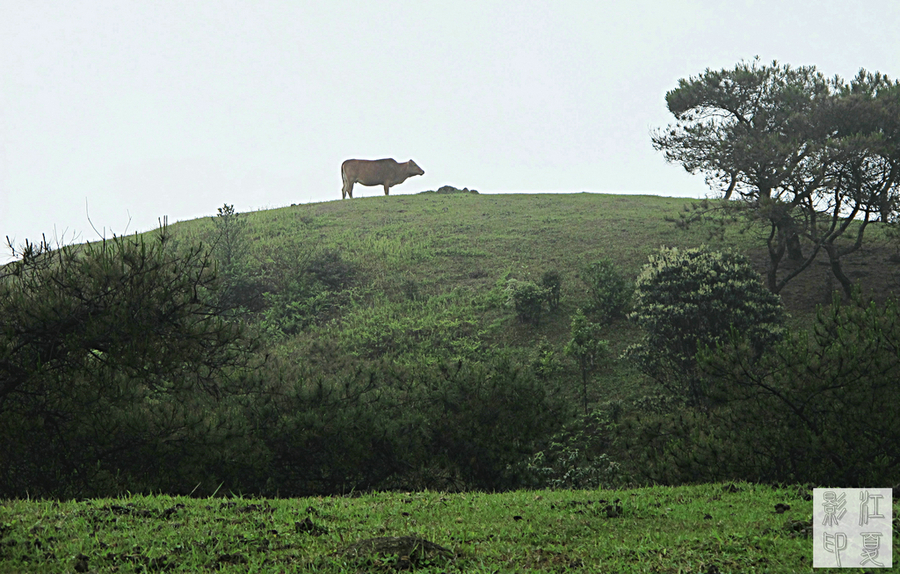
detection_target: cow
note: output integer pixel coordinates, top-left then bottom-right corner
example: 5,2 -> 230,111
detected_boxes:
341,158 -> 424,199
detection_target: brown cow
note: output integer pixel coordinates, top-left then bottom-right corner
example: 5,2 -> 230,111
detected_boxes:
341,158 -> 424,199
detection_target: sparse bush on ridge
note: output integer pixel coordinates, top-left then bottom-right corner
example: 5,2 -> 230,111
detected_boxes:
418,185 -> 479,194
210,203 -> 270,315
211,203 -> 247,272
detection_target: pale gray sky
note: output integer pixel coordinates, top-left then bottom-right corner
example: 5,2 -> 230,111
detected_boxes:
2,1 -> 898,259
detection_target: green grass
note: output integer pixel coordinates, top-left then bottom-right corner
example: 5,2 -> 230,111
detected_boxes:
168,191 -> 899,407
4,482 -> 888,573
193,192 -> 718,292
173,193 -> 755,402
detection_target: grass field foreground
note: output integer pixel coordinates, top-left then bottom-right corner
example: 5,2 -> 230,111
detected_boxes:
3,482 -> 895,573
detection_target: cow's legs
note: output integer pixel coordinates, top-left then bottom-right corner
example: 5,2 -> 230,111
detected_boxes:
383,184 -> 390,196
342,181 -> 354,199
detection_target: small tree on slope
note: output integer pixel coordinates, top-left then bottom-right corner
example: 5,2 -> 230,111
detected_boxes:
627,246 -> 786,406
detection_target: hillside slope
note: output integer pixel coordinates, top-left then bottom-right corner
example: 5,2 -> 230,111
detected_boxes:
170,191 -> 896,403
4,191 -> 898,498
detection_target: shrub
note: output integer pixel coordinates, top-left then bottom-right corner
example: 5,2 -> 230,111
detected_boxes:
627,246 -> 785,406
211,203 -> 248,272
306,248 -> 356,291
695,290 -> 900,486
618,294 -> 900,487
564,310 -> 609,413
505,279 -> 546,324
209,204 -> 271,314
251,355 -> 568,495
334,295 -> 483,364
523,405 -> 626,489
540,270 -> 562,310
420,356 -> 569,490
530,337 -> 564,382
248,361 -> 412,496
261,247 -> 358,336
581,259 -> 632,324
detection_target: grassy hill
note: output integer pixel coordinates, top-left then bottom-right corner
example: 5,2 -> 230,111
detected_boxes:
170,191 -> 896,403
170,192 -> 708,403
2,192 -> 899,571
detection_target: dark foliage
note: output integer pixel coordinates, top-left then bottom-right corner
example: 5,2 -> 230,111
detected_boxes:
261,247 -> 357,336
619,291 -> 900,487
0,228 -> 260,498
210,204 -> 269,314
541,270 -> 562,310
305,248 -> 356,292
523,403 -> 625,489
580,259 -> 632,324
245,355 -> 568,496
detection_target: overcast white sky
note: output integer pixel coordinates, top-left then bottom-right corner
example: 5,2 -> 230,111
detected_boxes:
2,1 -> 898,259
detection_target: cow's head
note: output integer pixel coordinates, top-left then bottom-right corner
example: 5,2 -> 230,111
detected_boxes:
407,160 -> 424,176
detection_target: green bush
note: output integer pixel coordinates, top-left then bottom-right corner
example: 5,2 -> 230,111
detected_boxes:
564,310 -> 609,413
306,248 -> 356,291
523,405 -> 626,489
581,259 -> 632,324
616,290 -> 900,488
505,279 -> 546,325
246,361 -> 413,496
261,247 -> 358,336
249,355 -> 568,495
529,337 -> 565,382
334,293 -> 483,365
540,270 -> 562,310
419,356 -> 569,490
626,246 -> 785,406
211,203 -> 248,273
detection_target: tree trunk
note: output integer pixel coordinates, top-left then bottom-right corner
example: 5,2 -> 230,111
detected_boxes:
787,231 -> 804,261
766,223 -> 785,293
823,243 -> 853,297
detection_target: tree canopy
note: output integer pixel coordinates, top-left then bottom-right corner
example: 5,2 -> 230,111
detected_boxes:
627,246 -> 785,406
653,59 -> 900,295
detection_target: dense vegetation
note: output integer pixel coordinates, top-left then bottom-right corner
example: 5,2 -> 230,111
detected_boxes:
2,190 -> 898,500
